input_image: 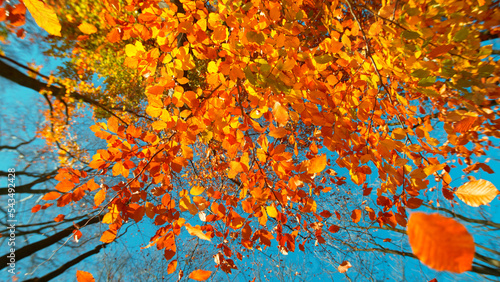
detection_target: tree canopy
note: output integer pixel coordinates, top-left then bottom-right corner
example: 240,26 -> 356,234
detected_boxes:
1,0 -> 500,280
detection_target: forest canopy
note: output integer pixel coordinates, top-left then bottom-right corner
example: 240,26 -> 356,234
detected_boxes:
1,0 -> 499,281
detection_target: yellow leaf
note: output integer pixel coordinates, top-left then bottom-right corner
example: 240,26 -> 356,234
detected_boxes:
407,213 -> 474,273
455,179 -> 499,207
78,22 -> 97,34
266,206 -> 277,218
207,61 -> 218,73
24,0 -> 61,36
184,224 -> 211,241
190,185 -> 205,196
308,154 -> 327,174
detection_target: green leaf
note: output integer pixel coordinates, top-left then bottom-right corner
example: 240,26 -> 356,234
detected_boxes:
402,30 -> 420,40
453,28 -> 469,42
418,76 -> 436,87
246,31 -> 265,44
411,69 -> 430,78
244,67 -> 257,85
314,55 -> 333,64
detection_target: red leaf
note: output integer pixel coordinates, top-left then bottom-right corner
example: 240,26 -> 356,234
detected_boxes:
54,214 -> 65,222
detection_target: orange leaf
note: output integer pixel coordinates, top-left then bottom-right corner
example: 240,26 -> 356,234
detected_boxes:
167,260 -> 178,274
308,154 -> 327,174
338,261 -> 352,273
54,214 -> 65,222
23,0 -> 61,36
42,191 -> 61,201
76,270 -> 95,282
185,224 -> 211,241
269,127 -> 287,138
455,179 -> 499,207
351,209 -> 361,223
407,213 -> 474,273
55,180 -> 75,193
94,189 -> 106,206
78,22 -> 97,34
188,269 -> 212,281
100,229 -> 117,243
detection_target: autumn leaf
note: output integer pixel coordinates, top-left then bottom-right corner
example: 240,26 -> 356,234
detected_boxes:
338,261 -> 352,273
167,260 -> 178,274
185,224 -> 211,241
190,185 -> 205,196
76,270 -> 95,282
308,155 -> 327,174
266,206 -> 278,218
407,213 -> 475,273
23,0 -> 62,36
100,229 -> 117,243
78,22 -> 97,34
42,191 -> 61,201
94,188 -> 106,206
455,179 -> 499,207
54,214 -> 65,222
351,209 -> 361,223
188,269 -> 212,281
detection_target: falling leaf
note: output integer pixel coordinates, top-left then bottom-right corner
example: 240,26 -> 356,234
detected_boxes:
188,269 -> 212,281
407,213 -> 475,273
455,179 -> 499,207
338,261 -> 352,273
78,22 -> 97,34
23,0 -> 62,36
76,270 -> 95,282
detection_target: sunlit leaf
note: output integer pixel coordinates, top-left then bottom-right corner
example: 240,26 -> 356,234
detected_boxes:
23,0 -> 61,36
338,261 -> 352,273
42,191 -> 61,201
407,213 -> 474,273
78,22 -> 97,34
188,269 -> 212,281
185,224 -> 211,241
308,155 -> 327,174
76,270 -> 95,282
455,179 -> 499,207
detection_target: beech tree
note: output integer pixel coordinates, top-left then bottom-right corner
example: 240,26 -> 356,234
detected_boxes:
1,0 -> 500,281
